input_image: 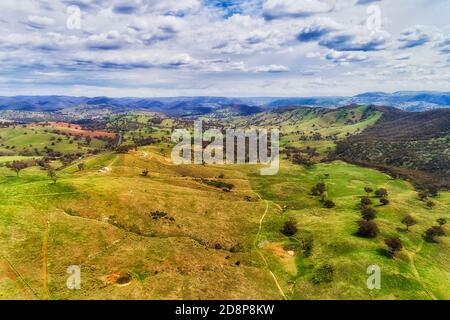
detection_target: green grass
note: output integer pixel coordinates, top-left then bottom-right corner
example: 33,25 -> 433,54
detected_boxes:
250,160 -> 450,300
0,122 -> 448,300
0,126 -> 107,156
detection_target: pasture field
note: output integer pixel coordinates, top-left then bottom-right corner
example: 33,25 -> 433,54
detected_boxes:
0,146 -> 448,300
0,125 -> 108,156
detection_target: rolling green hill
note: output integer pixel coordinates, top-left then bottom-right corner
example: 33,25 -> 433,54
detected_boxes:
0,147 -> 448,300
0,107 -> 449,300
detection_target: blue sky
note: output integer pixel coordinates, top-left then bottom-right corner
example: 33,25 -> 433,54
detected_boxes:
0,0 -> 448,97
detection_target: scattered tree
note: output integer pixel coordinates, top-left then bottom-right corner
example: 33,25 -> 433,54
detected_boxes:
437,218 -> 447,226
384,237 -> 403,257
141,169 -> 149,177
47,169 -> 57,184
6,160 -> 31,177
375,188 -> 388,198
77,163 -> 85,171
424,226 -> 445,243
357,220 -> 380,238
379,198 -> 390,206
402,215 -> 418,232
361,196 -> 372,206
361,207 -> 377,221
311,183 -> 326,196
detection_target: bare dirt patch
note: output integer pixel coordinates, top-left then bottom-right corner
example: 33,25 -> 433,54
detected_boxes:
100,272 -> 132,287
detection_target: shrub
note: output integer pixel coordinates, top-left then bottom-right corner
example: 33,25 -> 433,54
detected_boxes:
357,220 -> 380,238
385,237 -> 403,256
361,196 -> 372,206
364,187 -> 373,194
375,188 -> 388,198
361,207 -> 377,221
424,226 -> 445,243
149,211 -> 168,220
281,219 -> 298,237
323,200 -> 336,209
311,183 -> 326,196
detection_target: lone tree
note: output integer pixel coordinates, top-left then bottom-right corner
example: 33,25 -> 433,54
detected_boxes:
361,196 -> 372,206
281,219 -> 298,237
141,169 -> 149,177
361,207 -> 377,221
323,199 -> 336,209
424,226 -> 445,243
364,187 -> 373,195
47,169 -> 57,184
402,215 -> 418,232
6,160 -> 31,177
357,220 -> 380,238
375,188 -> 388,198
437,218 -> 447,226
385,237 -> 403,257
311,183 -> 326,196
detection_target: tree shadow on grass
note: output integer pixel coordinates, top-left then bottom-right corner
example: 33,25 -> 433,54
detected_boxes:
376,248 -> 393,259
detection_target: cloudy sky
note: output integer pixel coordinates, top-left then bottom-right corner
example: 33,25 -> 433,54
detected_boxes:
0,0 -> 448,97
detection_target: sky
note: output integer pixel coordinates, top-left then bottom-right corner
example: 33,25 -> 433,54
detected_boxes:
0,0 -> 448,97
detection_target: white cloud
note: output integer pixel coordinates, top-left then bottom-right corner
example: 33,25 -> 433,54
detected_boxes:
25,15 -> 55,29
0,0 -> 447,96
252,64 -> 290,72
263,0 -> 333,19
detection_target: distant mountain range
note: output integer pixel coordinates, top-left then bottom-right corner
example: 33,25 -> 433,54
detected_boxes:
0,91 -> 448,116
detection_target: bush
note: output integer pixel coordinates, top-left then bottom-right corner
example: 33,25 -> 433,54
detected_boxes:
361,196 -> 372,206
357,220 -> 380,238
311,183 -> 326,196
380,198 -> 390,206
424,226 -> 445,243
375,188 -> 388,198
323,200 -> 336,209
364,187 -> 373,194
281,219 -> 298,237
361,207 -> 377,221
385,237 -> 403,256
149,211 -> 168,220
